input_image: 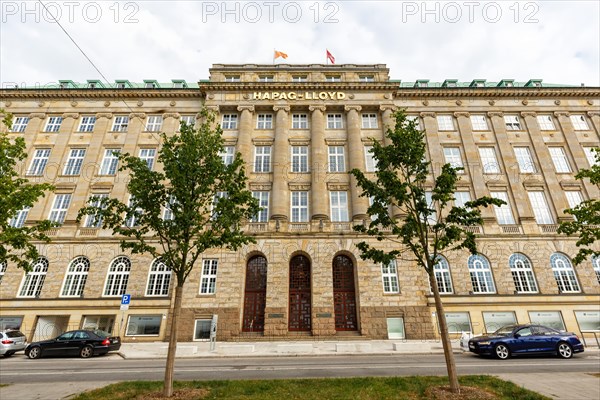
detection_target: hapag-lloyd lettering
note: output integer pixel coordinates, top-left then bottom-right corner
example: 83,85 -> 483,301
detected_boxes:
253,91 -> 346,100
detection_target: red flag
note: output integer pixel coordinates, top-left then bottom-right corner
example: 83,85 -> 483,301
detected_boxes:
326,49 -> 335,64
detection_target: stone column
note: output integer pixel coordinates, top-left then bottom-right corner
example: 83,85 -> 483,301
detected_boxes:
380,105 -> 396,146
162,112 -> 180,134
270,105 -> 290,221
24,112 -> 47,151
237,105 -> 255,169
420,112 -> 444,177
345,105 -> 369,221
309,105 -> 329,221
587,111 -> 600,136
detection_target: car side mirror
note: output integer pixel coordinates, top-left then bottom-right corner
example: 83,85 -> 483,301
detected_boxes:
514,333 -> 521,339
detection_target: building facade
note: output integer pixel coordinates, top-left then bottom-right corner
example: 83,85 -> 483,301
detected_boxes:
1,64 -> 599,344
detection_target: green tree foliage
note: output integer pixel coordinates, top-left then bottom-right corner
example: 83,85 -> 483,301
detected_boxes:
350,110 -> 503,393
558,147 -> 600,265
0,111 -> 55,271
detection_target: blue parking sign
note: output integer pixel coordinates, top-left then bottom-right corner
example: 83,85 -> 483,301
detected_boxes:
121,294 -> 131,305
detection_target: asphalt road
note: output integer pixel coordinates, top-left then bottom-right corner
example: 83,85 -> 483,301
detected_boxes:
1,352 -> 599,383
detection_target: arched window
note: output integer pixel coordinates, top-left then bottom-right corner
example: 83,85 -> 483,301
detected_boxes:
509,253 -> 538,293
104,256 -> 131,296
61,256 -> 90,297
434,256 -> 453,294
18,257 -> 49,298
550,253 -> 580,293
592,255 -> 600,284
468,254 -> 495,294
0,260 -> 6,284
146,258 -> 172,296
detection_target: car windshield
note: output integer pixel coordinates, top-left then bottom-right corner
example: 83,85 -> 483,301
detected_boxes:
492,326 -> 516,336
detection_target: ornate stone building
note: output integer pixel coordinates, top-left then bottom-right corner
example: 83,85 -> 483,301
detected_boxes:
1,64 -> 599,344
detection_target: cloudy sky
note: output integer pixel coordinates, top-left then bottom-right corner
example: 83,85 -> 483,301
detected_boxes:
1,0 -> 599,86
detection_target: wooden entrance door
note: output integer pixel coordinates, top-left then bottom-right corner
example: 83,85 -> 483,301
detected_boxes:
289,255 -> 311,331
333,255 -> 358,331
242,256 -> 267,332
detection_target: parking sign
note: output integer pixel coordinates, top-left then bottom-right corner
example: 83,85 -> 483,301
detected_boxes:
120,294 -> 131,310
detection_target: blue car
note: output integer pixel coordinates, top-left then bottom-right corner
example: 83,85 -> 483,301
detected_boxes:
468,324 -> 584,360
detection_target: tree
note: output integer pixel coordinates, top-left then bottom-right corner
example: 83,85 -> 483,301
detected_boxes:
558,147 -> 600,265
349,110 -> 503,394
77,109 -> 260,397
0,111 -> 56,271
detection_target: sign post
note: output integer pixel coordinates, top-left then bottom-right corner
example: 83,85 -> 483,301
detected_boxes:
120,294 -> 131,337
209,314 -> 218,351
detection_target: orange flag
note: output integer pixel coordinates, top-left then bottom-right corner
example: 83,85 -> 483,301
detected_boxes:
274,50 -> 288,59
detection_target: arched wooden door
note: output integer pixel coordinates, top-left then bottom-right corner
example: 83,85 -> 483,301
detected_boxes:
333,255 -> 358,331
289,255 -> 311,331
242,256 -> 267,332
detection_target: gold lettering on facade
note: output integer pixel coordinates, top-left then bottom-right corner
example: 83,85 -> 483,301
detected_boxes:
252,92 -> 346,101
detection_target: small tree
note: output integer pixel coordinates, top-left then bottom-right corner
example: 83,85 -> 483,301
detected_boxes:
0,111 -> 55,271
77,109 -> 260,397
558,147 -> 600,265
350,111 -> 502,394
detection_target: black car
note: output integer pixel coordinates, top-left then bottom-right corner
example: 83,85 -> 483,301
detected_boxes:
468,324 -> 584,360
25,329 -> 122,359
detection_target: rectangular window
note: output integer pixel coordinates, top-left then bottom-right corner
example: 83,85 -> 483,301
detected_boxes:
359,75 -> 375,82
84,194 -> 108,228
44,116 -> 63,132
361,113 -> 378,129
139,149 -> 156,170
291,146 -> 309,173
219,146 -> 235,166
537,115 -> 555,130
292,114 -> 308,129
381,260 -> 399,294
258,75 -> 274,82
82,315 -> 115,333
583,147 -> 599,167
364,146 -> 376,172
444,312 -> 472,334
179,115 -> 196,130
225,75 -> 240,82
329,191 -> 349,222
406,115 -> 421,130
291,191 -> 309,222
478,147 -> 501,173
491,192 -> 515,225
504,115 -> 522,130
328,146 -> 345,172
78,116 -> 96,132
210,192 -> 227,220
292,76 -> 307,83
325,75 -> 341,82
251,191 -> 269,222
163,196 -> 176,221
327,114 -> 343,129
125,196 -> 142,227
126,315 -> 161,336
528,311 -> 565,331
527,191 -> 554,224
470,115 -> 489,131
221,114 -> 238,129
27,148 -> 51,176
49,194 -> 72,224
574,311 -> 600,332
254,146 -> 271,172
0,316 -> 23,330
63,148 -> 86,175
11,116 -> 29,132
386,317 -> 405,339
454,191 -> 471,208
9,207 -> 30,228
200,259 -> 218,294
193,319 -> 212,340
100,149 -> 120,175
482,312 -> 517,334
112,115 -> 129,132
565,191 -> 583,209
549,147 -> 571,173
425,191 -> 437,223
570,114 -> 589,130
257,114 -> 273,129
443,147 -> 464,171
437,115 -> 454,131
145,115 -> 163,132
514,147 -> 536,173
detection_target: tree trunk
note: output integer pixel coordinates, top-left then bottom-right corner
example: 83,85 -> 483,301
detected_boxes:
429,271 -> 460,393
163,285 -> 183,397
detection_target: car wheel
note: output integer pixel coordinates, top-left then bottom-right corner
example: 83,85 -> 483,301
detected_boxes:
557,342 -> 573,359
80,345 -> 93,359
27,346 -> 42,359
494,344 -> 511,360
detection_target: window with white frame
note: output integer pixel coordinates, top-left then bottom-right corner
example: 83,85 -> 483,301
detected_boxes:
292,75 -> 307,83
424,191 -> 437,223
126,315 -> 161,336
125,196 -> 142,227
11,116 -> 29,132
18,257 -> 48,298
565,191 -> 583,209
99,149 -> 120,175
221,114 -> 238,129
537,115 -> 555,130
200,259 -> 218,294
163,195 -> 176,221
291,191 -> 309,222
194,319 -> 212,340
325,75 -> 341,82
210,192 -> 227,220
443,147 -> 464,171
364,146 -> 376,172
468,254 -> 495,293
361,113 -> 378,129
478,147 -> 501,173
328,146 -> 345,172
291,146 -> 309,173
111,115 -> 129,132
146,258 -> 171,296
78,116 -> 96,132
145,115 -> 163,132
219,146 -> 235,166
504,115 -> 522,130
329,191 -> 349,222
359,75 -> 375,82
292,114 -> 308,129
104,256 -> 131,296
550,253 -> 580,293
254,146 -> 271,172
509,253 -> 538,293
327,114 -> 343,129
406,115 -> 421,130
48,194 -> 71,224
179,115 -> 196,129
570,114 -> 589,130
454,191 -> 471,208
84,194 -> 108,228
63,148 -> 86,175
583,147 -> 599,167
0,261 -> 6,284
592,255 -> 600,284
436,115 -> 454,131
470,115 -> 489,130
251,191 -> 270,222
549,147 -> 571,173
61,256 -> 90,297
527,191 -> 554,224
434,256 -> 453,294
9,207 -> 30,228
513,147 -> 536,173
139,149 -> 156,170
381,260 -> 399,294
258,75 -> 274,82
27,148 -> 51,176
490,191 -> 515,225
44,116 -> 62,132
225,75 -> 240,82
257,114 -> 273,129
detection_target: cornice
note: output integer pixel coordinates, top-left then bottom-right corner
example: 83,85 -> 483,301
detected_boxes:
394,87 -> 600,98
198,82 -> 400,93
0,89 -> 202,100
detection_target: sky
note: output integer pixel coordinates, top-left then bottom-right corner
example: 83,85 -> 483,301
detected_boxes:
1,0 -> 599,87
